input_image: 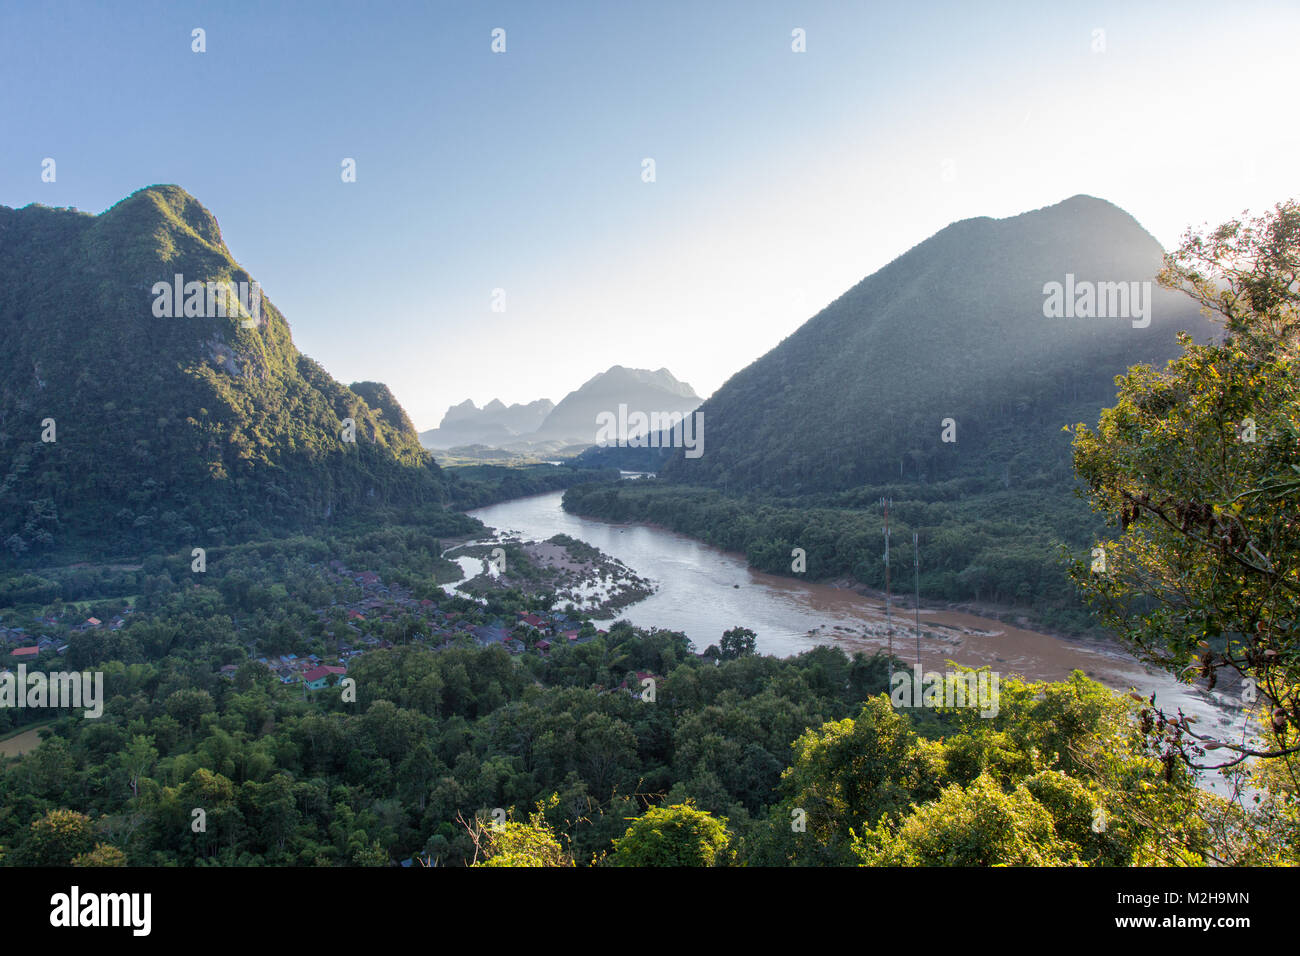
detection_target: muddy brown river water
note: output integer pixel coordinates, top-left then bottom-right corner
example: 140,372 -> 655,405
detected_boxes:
465,490 -> 1249,743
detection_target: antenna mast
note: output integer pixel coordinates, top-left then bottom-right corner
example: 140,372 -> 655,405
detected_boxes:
881,497 -> 893,681
913,531 -> 921,671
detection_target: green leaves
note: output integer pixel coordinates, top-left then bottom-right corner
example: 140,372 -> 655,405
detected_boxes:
1073,200 -> 1300,797
610,801 -> 731,867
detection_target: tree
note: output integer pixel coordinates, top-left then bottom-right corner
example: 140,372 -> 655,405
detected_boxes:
719,627 -> 757,661
19,810 -> 97,866
164,688 -> 215,734
397,742 -> 439,811
852,772 -> 1072,866
776,696 -> 945,864
610,801 -> 731,866
121,735 -> 158,800
1071,200 -> 1300,778
470,797 -> 574,867
72,844 -> 128,866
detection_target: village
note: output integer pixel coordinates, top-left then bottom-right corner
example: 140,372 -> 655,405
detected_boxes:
1,565 -> 605,694
0,609 -> 128,666
1,534 -> 657,700
236,556 -> 613,690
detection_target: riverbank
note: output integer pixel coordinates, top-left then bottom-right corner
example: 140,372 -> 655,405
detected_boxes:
442,532 -> 655,618
468,491 -> 1247,735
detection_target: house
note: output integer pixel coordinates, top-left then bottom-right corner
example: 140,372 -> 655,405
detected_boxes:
471,624 -> 508,645
85,617 -> 101,628
10,646 -> 39,659
535,639 -> 552,652
302,665 -> 347,690
519,613 -> 544,629
563,630 -> 580,642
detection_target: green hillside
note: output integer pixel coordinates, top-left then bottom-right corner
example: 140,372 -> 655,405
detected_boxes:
660,195 -> 1217,492
0,186 -> 451,561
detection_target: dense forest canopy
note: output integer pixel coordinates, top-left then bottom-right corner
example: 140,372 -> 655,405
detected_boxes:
1,529 -> 1276,866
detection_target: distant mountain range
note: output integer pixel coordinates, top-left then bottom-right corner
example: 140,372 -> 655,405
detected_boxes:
0,185 -> 455,558
587,195 -> 1218,491
420,366 -> 702,453
420,398 -> 555,448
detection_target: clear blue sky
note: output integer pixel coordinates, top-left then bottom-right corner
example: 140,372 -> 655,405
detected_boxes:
3,0 -> 1297,429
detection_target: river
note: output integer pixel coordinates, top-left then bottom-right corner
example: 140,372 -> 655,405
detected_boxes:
464,490 -> 1249,742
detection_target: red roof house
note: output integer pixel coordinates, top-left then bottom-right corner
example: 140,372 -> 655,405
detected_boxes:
302,665 -> 348,688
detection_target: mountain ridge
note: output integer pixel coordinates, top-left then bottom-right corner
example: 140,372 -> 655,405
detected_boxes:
530,365 -> 701,444
0,184 -> 452,560
420,366 -> 702,451
582,195 -> 1217,491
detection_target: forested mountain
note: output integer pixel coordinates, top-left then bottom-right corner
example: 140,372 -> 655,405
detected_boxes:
655,196 -> 1217,492
349,381 -> 420,439
0,185 -> 452,561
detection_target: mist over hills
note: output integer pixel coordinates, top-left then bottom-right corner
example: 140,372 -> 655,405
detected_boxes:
0,185 -> 453,559
419,397 -> 555,449
621,195 -> 1219,492
533,366 -> 701,444
420,366 -> 702,453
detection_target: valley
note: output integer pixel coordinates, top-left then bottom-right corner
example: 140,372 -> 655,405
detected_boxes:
463,490 -> 1245,740
0,182 -> 1293,871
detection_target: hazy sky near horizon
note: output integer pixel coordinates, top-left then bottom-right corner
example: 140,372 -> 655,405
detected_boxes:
3,1 -> 1297,430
